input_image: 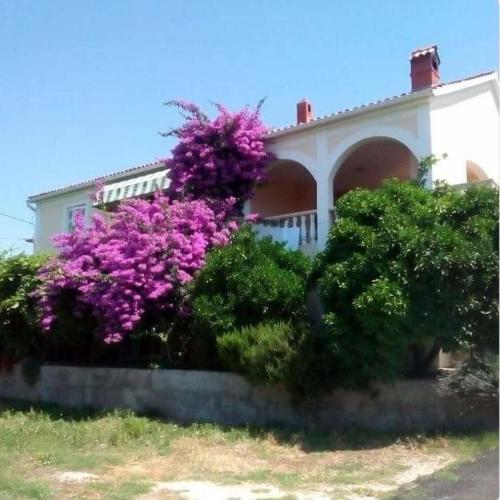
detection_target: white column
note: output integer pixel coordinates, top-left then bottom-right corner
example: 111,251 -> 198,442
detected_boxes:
315,131 -> 332,250
299,214 -> 307,244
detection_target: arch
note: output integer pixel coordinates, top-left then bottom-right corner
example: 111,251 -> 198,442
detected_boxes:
251,159 -> 317,217
332,137 -> 419,200
328,126 -> 421,186
267,148 -> 319,181
466,160 -> 489,183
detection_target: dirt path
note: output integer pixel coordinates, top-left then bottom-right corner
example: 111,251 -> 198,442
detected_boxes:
52,452 -> 454,500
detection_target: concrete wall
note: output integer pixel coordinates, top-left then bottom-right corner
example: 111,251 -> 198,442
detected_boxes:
0,364 -> 495,431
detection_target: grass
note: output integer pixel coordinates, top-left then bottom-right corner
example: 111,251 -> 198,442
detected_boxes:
0,398 -> 497,499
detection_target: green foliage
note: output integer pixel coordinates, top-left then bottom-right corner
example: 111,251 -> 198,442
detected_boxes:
217,320 -> 341,398
0,253 -> 49,359
416,153 -> 447,186
314,180 -> 499,388
217,321 -> 297,385
191,225 -> 311,341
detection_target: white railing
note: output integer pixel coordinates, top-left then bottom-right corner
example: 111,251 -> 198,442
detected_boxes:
260,209 -> 317,245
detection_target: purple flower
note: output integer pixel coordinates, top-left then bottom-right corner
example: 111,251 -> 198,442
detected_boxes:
35,195 -> 237,343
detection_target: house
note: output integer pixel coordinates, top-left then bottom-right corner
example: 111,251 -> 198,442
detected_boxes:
28,46 -> 499,254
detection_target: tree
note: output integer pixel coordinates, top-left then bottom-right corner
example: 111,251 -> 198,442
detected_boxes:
314,180 -> 498,387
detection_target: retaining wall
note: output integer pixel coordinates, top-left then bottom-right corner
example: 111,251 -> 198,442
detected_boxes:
0,364 -> 496,431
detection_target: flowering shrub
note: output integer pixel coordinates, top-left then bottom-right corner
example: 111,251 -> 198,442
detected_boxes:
34,100 -> 273,350
36,195 -> 236,344
163,100 -> 275,207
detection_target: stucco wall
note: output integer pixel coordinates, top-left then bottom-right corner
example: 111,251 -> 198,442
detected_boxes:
0,365 -> 495,431
430,80 -> 500,185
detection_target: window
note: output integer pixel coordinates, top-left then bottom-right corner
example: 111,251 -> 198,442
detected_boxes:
66,204 -> 86,232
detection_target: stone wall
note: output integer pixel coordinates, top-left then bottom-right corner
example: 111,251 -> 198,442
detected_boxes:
0,364 -> 495,431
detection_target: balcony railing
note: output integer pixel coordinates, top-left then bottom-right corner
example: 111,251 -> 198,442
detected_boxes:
259,209 -> 317,245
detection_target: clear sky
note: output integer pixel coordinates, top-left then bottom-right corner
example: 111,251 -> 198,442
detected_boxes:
0,0 -> 498,252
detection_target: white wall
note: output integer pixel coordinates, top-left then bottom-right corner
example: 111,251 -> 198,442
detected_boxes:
429,80 -> 500,185
33,188 -> 96,253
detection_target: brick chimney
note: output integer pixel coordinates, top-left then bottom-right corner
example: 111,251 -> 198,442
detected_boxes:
297,98 -> 314,125
410,45 -> 441,92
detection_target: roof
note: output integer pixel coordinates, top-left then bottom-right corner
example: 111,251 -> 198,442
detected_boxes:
28,160 -> 165,202
267,70 -> 496,138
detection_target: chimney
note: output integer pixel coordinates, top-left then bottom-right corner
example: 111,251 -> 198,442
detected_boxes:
297,98 -> 314,125
410,45 -> 441,92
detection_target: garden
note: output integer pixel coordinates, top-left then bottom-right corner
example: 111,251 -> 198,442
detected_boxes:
1,101 -> 498,402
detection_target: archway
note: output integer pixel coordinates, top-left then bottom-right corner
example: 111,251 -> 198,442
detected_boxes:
251,160 -> 316,217
250,159 -> 317,253
333,137 -> 418,200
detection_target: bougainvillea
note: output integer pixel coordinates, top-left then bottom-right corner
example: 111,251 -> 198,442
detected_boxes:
163,100 -> 275,207
36,195 -> 237,344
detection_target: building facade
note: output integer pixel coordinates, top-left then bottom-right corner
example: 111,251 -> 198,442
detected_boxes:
28,46 -> 499,254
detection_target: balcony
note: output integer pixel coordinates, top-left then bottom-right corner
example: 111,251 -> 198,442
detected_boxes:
255,209 -> 318,255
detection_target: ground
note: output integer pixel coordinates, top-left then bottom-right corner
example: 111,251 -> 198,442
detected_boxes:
390,447 -> 499,500
0,399 -> 497,500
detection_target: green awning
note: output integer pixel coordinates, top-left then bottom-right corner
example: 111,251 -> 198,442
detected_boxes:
98,170 -> 169,204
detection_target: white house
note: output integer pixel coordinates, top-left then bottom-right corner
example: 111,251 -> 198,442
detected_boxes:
28,46 -> 499,254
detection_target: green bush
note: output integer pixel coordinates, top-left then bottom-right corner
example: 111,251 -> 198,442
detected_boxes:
217,321 -> 297,385
191,225 -> 311,341
0,253 -> 48,359
313,180 -> 499,389
217,320 -> 337,398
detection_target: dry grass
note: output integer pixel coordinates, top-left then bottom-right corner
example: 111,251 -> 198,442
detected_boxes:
0,398 -> 497,499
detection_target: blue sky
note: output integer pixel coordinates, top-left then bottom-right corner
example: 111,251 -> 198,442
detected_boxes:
0,0 -> 498,252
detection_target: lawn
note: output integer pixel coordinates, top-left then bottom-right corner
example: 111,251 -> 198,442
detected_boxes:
0,398 -> 497,500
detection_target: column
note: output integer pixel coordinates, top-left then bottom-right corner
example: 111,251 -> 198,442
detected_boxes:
315,131 -> 332,251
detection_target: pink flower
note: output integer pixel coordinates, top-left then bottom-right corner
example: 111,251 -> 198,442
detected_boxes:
164,101 -> 275,208
244,213 -> 261,223
35,194 -> 237,343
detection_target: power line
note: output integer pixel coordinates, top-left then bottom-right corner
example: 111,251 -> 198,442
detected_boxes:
0,237 -> 33,240
0,211 -> 34,225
